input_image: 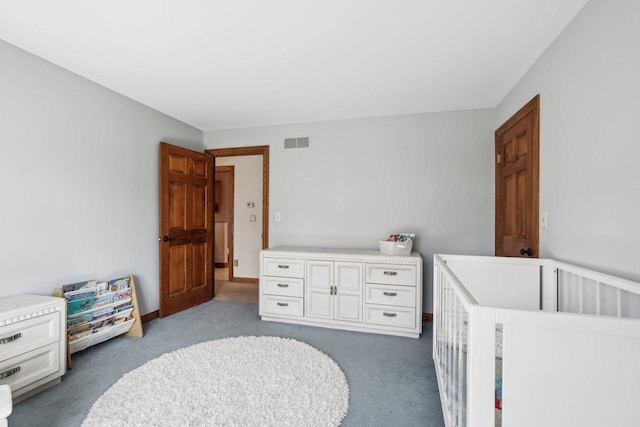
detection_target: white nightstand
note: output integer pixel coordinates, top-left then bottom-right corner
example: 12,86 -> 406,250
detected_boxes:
0,295 -> 66,403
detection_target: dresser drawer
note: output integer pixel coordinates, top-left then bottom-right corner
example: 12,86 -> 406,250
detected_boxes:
366,263 -> 416,286
0,342 -> 59,393
365,304 -> 416,329
0,313 -> 60,361
262,277 -> 304,298
261,295 -> 304,317
263,258 -> 305,278
365,283 -> 416,307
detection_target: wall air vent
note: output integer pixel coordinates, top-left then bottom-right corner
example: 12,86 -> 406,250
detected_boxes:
284,137 -> 310,150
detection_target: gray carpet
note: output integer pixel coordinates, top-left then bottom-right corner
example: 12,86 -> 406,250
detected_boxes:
9,300 -> 445,427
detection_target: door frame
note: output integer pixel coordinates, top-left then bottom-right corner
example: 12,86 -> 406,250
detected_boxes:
495,95 -> 540,257
206,145 -> 269,280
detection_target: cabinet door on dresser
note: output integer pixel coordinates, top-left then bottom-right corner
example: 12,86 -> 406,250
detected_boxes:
333,261 -> 362,322
305,261 -> 333,319
305,260 -> 363,323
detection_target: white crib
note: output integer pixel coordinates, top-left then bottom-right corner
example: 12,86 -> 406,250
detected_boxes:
433,254 -> 640,427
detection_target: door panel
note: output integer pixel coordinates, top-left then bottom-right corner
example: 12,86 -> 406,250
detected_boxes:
335,293 -> 361,322
495,95 -> 540,258
168,246 -> 187,295
169,182 -> 187,229
160,142 -> 214,316
192,185 -> 207,229
192,242 -> 207,289
334,261 -> 362,322
306,261 -> 333,319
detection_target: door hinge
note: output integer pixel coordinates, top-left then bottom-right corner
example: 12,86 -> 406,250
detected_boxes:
496,154 -> 501,164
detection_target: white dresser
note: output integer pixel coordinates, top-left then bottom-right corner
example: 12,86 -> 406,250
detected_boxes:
259,247 -> 423,338
0,295 -> 66,402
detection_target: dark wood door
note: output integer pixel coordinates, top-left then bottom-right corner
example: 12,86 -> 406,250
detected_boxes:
159,142 -> 214,316
495,95 -> 540,258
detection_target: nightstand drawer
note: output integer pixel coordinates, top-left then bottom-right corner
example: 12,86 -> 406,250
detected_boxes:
262,277 -> 304,298
365,283 -> 416,307
0,342 -> 59,393
366,263 -> 416,286
0,313 -> 60,361
261,295 -> 304,317
263,258 -> 305,278
365,304 -> 416,329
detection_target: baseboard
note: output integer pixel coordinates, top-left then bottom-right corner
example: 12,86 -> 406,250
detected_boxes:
215,262 -> 229,268
422,312 -> 433,322
232,277 -> 259,284
141,310 -> 160,324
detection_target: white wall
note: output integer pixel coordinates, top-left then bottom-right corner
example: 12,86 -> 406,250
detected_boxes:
0,40 -> 203,314
497,0 -> 640,283
215,155 -> 263,279
205,110 -> 496,310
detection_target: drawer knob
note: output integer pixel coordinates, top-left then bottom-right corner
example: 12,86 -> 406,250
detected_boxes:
383,271 -> 398,276
0,332 -> 21,344
277,283 -> 289,288
276,302 -> 289,307
382,312 -> 397,317
277,265 -> 290,269
383,292 -> 397,297
0,366 -> 20,379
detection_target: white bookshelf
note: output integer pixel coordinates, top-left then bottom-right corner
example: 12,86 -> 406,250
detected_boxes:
54,274 -> 143,358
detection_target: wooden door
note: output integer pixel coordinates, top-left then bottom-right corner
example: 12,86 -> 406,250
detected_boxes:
159,142 -> 214,316
495,95 -> 540,258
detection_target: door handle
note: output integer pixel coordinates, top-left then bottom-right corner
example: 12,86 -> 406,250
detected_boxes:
162,236 -> 176,242
520,248 -> 534,256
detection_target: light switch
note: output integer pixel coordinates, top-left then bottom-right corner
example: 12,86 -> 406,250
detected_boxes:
250,215 -> 256,222
275,212 -> 281,222
541,211 -> 548,229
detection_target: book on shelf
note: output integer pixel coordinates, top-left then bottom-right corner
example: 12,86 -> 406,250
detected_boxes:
92,292 -> 116,309
92,307 -> 115,321
67,296 -> 95,315
65,289 -> 96,300
114,303 -> 133,313
95,281 -> 109,294
115,288 -> 132,301
67,313 -> 93,328
109,277 -> 130,292
68,321 -> 91,336
61,280 -> 98,294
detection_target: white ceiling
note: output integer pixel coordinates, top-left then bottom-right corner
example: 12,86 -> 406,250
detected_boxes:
0,0 -> 589,131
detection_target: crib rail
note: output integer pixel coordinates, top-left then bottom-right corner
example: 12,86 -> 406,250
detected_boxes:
434,255 -> 495,427
434,254 -> 640,427
555,261 -> 640,319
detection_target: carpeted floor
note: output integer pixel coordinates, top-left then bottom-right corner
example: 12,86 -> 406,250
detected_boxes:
9,300 -> 445,427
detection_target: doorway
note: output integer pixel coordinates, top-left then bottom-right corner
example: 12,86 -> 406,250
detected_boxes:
214,165 -> 234,281
207,145 -> 269,303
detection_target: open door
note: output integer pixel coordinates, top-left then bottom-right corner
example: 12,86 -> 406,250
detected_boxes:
159,142 -> 214,316
495,95 -> 540,258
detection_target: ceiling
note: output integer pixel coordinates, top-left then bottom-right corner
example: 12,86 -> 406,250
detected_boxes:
0,0 -> 589,131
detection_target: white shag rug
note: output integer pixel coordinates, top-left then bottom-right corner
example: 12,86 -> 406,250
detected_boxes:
82,336 -> 350,427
